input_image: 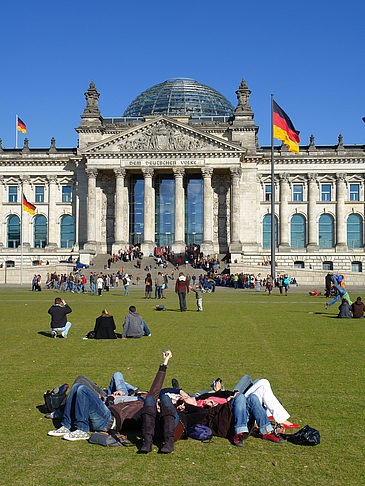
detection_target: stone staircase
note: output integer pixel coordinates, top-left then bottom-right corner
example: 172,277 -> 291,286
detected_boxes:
87,254 -> 207,287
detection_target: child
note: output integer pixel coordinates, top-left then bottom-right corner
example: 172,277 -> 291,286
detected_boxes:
190,284 -> 203,312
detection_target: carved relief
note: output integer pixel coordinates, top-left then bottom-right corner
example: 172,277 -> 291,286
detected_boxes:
118,122 -> 218,152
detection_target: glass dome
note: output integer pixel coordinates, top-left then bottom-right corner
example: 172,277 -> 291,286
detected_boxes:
123,78 -> 234,117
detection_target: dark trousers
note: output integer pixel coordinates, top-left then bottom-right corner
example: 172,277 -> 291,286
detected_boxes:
178,292 -> 187,312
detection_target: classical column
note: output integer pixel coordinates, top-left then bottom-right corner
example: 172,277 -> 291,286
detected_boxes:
73,178 -> 79,250
113,168 -> 127,251
0,176 -> 4,248
85,168 -> 98,250
141,168 -> 155,255
307,173 -> 319,251
46,176 -> 58,248
172,168 -> 185,253
229,167 -> 242,252
279,174 -> 290,250
201,167 -> 214,254
336,173 -> 347,251
21,176 -> 31,248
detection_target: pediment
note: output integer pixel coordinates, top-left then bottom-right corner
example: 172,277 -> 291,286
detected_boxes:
82,116 -> 242,154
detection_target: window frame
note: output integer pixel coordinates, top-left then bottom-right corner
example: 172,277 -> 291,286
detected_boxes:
321,184 -> 332,202
293,184 -> 303,201
62,185 -> 72,203
8,185 -> 18,203
35,186 -> 45,203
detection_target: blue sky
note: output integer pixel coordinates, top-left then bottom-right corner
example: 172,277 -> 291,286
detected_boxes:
1,0 -> 364,149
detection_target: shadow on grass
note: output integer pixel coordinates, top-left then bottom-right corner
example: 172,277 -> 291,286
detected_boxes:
38,331 -> 55,338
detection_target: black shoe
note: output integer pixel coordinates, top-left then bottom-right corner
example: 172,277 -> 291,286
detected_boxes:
171,379 -> 180,389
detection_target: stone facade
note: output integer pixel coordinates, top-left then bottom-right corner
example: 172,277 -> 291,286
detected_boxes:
1,77 -> 365,275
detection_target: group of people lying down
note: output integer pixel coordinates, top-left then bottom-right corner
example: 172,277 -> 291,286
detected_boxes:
47,351 -> 299,452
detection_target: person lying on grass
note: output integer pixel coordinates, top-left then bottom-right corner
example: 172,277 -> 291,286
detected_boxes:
164,375 -> 299,431
47,350 -> 172,442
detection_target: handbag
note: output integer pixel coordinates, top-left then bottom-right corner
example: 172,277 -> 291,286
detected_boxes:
44,384 -> 69,412
283,425 -> 320,446
88,430 -> 132,447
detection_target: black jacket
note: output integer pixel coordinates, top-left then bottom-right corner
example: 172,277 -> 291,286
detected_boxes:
48,304 -> 72,328
94,315 -> 117,339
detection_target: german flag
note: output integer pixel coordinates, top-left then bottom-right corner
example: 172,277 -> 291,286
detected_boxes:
273,101 -> 300,153
17,117 -> 27,134
23,195 -> 36,215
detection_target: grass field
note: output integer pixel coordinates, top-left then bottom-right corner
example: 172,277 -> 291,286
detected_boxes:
0,285 -> 364,485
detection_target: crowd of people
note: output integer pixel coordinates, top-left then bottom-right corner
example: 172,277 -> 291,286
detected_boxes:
46,350 -> 299,451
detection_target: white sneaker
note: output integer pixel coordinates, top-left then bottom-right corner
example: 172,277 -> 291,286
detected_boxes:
61,332 -> 67,338
63,429 -> 90,441
48,425 -> 70,437
51,330 -> 57,338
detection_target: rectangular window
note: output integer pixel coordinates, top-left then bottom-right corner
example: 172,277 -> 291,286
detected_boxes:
35,186 -> 44,203
265,185 -> 271,201
293,184 -> 303,201
8,186 -> 17,203
321,184 -> 331,201
350,184 -> 360,201
62,186 -> 72,203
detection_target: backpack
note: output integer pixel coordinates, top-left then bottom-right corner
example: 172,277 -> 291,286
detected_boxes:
187,424 -> 213,442
44,384 -> 69,412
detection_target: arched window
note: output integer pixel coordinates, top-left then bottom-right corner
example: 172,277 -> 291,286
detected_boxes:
347,214 -> 363,249
7,215 -> 20,248
263,214 -> 278,248
60,215 -> 75,248
291,214 -> 306,248
319,214 -> 334,248
34,215 -> 47,248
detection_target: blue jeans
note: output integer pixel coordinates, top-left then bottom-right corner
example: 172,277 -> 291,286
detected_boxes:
52,321 -> 72,336
327,276 -> 352,306
231,393 -> 273,435
107,372 -> 137,396
155,286 -> 162,299
124,285 -> 129,296
62,384 -> 111,433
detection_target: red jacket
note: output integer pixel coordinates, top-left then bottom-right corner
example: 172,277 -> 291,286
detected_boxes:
175,277 -> 189,293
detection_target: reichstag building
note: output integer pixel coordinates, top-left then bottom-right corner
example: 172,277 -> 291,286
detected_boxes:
1,76 -> 365,272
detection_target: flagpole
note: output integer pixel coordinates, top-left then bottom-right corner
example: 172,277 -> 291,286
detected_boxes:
16,114 -> 18,149
270,94 -> 276,281
20,181 -> 23,286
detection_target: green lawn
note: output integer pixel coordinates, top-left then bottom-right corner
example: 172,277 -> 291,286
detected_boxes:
0,286 -> 364,485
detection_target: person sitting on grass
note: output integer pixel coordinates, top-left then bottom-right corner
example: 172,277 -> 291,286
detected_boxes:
351,297 -> 365,318
338,299 -> 352,319
93,308 -> 117,339
48,297 -> 72,338
122,305 -> 151,339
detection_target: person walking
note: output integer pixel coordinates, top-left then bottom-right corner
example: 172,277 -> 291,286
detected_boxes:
145,273 -> 152,299
97,275 -> 104,296
123,274 -> 131,296
175,272 -> 189,312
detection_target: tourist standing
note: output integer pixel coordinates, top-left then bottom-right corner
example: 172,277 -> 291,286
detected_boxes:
175,272 -> 189,312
